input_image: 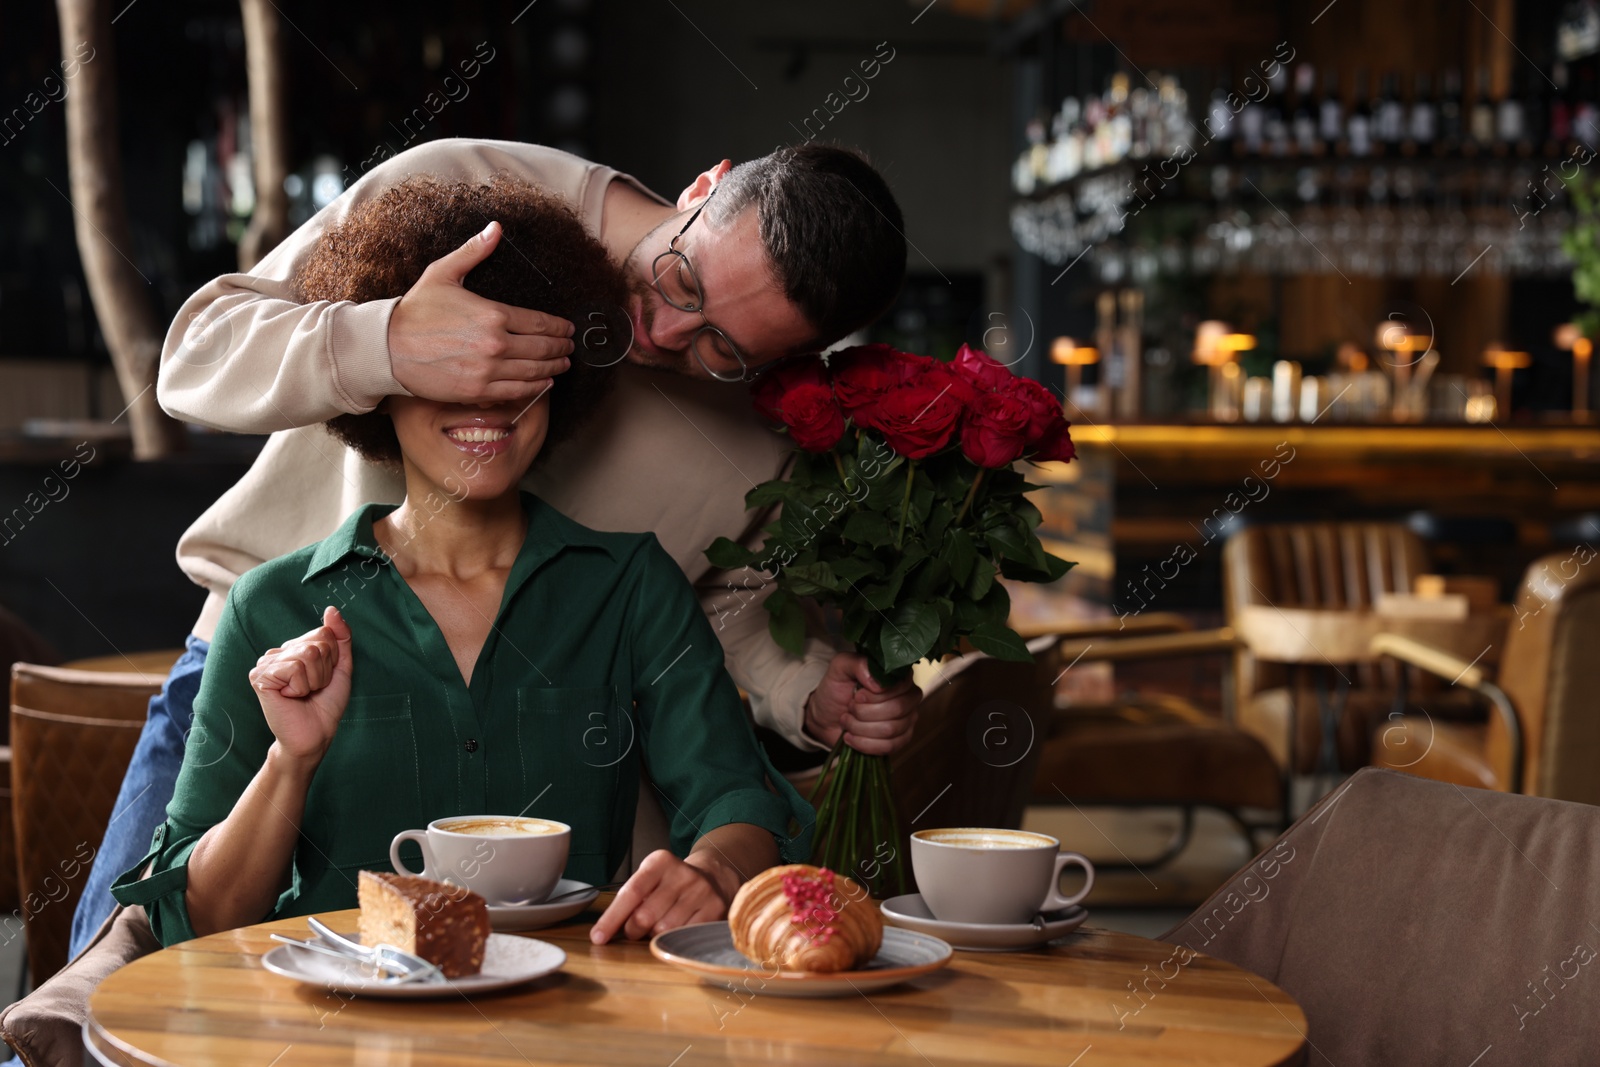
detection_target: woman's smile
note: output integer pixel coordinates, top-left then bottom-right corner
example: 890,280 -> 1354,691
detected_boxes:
442,415 -> 517,456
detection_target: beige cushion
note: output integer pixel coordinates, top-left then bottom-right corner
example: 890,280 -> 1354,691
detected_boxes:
1161,768 -> 1600,1064
0,904 -> 158,1067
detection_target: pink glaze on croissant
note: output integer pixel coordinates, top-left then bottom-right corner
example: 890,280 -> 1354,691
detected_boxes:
729,864 -> 883,973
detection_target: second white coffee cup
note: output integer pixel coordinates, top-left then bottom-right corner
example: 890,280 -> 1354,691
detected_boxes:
911,827 -> 1094,925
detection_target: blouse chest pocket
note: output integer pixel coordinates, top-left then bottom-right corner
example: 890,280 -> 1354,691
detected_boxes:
304,694 -> 423,871
514,685 -> 631,863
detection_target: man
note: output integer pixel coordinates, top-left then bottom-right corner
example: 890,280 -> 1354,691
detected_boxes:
70,139 -> 922,953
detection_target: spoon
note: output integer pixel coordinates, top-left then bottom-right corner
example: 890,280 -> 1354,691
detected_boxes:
504,881 -> 626,906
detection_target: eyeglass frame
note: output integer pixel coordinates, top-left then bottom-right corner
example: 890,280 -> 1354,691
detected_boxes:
649,187 -> 757,383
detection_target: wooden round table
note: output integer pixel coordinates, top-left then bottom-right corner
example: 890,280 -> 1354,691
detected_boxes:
86,903 -> 1308,1066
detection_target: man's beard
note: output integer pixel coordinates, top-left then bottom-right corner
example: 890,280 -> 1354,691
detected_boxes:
624,278 -> 693,374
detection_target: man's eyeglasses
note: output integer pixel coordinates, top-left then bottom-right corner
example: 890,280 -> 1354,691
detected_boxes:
649,187 -> 754,383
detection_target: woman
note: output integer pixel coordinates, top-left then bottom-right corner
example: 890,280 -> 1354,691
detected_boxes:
112,176 -> 812,947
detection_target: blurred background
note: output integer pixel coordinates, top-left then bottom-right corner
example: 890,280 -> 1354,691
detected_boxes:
3,0 -> 1600,934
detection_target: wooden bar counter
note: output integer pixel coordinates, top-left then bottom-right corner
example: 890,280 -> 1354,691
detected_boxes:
84,905 -> 1309,1066
1030,422 -> 1600,609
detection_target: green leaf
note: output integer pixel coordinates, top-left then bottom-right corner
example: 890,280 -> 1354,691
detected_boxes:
952,591 -> 990,630
705,537 -> 757,570
946,530 -> 978,586
766,589 -> 805,656
830,556 -> 885,584
843,509 -> 895,547
968,621 -> 1034,662
879,601 -> 940,672
743,480 -> 791,511
784,562 -> 842,597
968,558 -> 995,600
983,523 -> 1031,562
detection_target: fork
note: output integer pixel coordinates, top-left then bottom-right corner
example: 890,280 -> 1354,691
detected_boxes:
305,917 -> 445,983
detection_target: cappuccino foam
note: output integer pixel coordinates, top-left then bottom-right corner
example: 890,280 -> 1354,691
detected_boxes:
440,817 -> 563,837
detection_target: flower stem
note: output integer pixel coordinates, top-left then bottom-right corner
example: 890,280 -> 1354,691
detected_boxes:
895,462 -> 915,549
955,468 -> 986,525
833,452 -> 848,487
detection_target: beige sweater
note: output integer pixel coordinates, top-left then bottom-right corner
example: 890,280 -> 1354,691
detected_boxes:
159,139 -> 832,751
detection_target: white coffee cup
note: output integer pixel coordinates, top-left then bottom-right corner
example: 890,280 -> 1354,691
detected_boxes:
910,827 -> 1094,925
390,815 -> 570,907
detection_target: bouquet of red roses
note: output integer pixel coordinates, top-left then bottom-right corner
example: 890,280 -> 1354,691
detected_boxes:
706,343 -> 1075,896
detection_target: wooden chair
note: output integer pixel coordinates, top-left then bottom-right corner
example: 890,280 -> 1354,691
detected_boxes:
10,656 -> 176,989
1223,521 -> 1483,776
1370,549 -> 1600,802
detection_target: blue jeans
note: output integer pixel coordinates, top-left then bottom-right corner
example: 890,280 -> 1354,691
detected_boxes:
67,635 -> 210,959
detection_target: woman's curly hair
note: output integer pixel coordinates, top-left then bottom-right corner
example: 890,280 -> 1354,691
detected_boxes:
292,174 -> 630,465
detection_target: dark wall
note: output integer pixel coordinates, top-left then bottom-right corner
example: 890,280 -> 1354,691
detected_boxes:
0,453 -> 254,660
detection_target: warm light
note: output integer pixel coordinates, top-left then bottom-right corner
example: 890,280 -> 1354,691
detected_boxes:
1337,343 -> 1370,373
1192,320 -> 1229,364
1051,337 -> 1099,365
1554,324 -> 1594,418
1377,322 -> 1432,353
1481,345 -> 1531,370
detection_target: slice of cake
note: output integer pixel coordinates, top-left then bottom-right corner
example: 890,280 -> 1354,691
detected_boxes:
357,870 -> 490,978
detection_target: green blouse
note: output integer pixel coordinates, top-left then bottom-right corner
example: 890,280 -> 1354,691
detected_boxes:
113,493 -> 813,946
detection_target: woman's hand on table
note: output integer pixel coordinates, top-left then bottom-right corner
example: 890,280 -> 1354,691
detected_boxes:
589,849 -> 731,944
803,652 -> 922,755
248,605 -> 353,767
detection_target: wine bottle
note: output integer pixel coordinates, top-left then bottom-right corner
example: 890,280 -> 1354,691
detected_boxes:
1238,73 -> 1266,156
1550,62 -> 1572,154
1439,68 -> 1463,155
1496,67 -> 1525,155
1468,66 -> 1495,153
1346,68 -> 1373,157
1319,67 -> 1344,153
1264,65 -> 1291,157
1376,71 -> 1405,152
1408,71 -> 1436,153
1293,63 -> 1319,155
1207,79 -> 1235,148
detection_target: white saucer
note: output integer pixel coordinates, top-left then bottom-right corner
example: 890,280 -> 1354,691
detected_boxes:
488,878 -> 599,931
879,894 -> 1087,952
262,933 -> 565,998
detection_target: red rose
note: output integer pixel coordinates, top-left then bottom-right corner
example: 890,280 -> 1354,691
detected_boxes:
831,344 -> 933,422
1015,377 -> 1062,445
775,382 -> 846,452
868,375 -> 967,459
951,343 -> 1016,394
961,390 -> 1031,468
752,360 -> 830,425
1030,412 -> 1077,463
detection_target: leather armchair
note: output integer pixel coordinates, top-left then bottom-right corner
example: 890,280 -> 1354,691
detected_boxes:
1371,547 -> 1600,802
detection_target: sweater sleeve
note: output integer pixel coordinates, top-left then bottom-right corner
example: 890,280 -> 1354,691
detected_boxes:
157,139 -> 631,433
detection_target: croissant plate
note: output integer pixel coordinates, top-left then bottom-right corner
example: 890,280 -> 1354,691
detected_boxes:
729,864 -> 883,973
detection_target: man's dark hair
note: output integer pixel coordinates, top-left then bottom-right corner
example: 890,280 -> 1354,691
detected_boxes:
706,143 -> 905,349
292,174 -> 627,465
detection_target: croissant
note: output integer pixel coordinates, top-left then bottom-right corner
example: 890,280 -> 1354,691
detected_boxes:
729,864 -> 883,973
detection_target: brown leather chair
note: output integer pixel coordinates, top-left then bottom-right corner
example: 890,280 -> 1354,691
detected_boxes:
0,605 -> 60,916
1029,626 -> 1283,864
10,659 -> 171,989
1224,521 -> 1479,775
1161,767 -> 1600,1064
1371,548 -> 1600,803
